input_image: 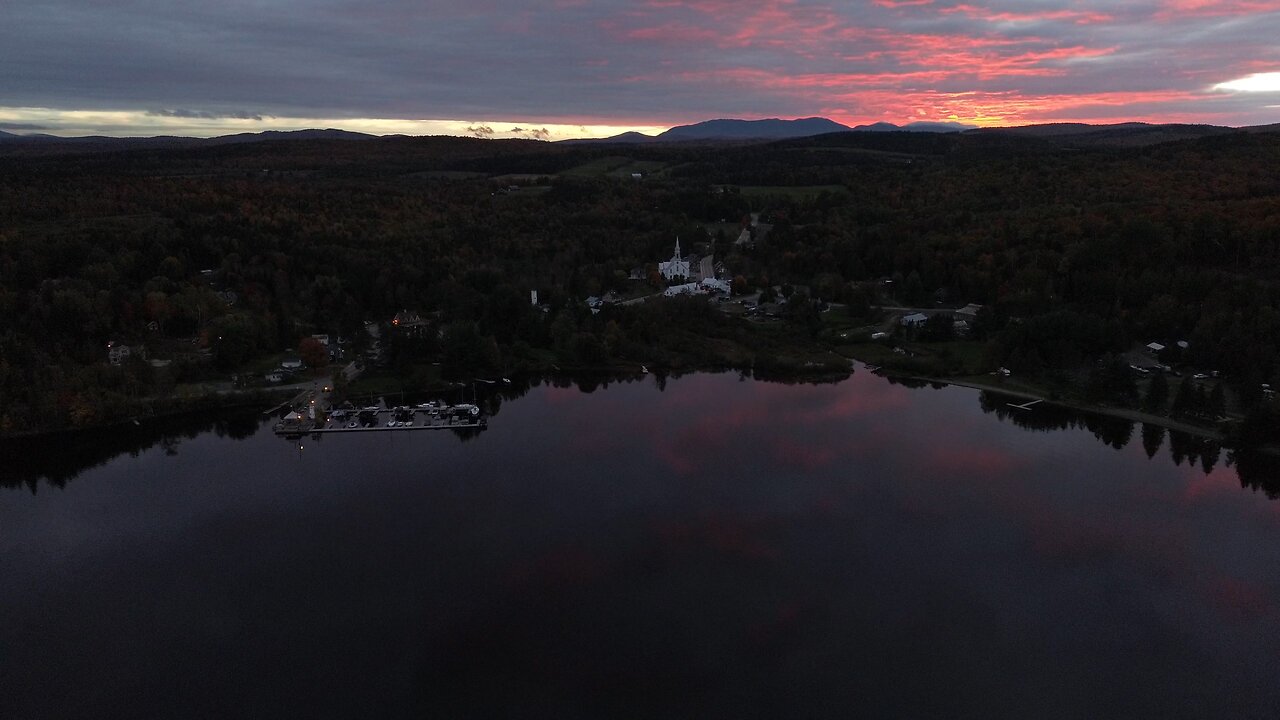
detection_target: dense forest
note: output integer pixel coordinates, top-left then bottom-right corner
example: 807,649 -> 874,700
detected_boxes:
1,129 -> 1279,441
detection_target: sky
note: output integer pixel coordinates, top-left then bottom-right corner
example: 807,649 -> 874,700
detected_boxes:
1,0 -> 1278,139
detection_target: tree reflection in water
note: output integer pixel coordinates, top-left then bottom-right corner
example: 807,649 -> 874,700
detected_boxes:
0,411 -> 263,493
979,390 -> 1279,497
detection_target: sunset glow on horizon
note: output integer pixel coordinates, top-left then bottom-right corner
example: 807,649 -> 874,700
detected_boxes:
2,1 -> 1278,137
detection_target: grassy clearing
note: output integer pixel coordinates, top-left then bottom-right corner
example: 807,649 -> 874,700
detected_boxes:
403,170 -> 486,180
606,160 -> 667,178
491,173 -> 553,183
836,339 -> 992,376
561,156 -> 634,177
735,185 -> 847,200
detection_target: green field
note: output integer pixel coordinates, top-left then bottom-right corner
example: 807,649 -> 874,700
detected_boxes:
561,157 -> 667,178
836,339 -> 992,376
734,185 -> 848,199
560,156 -> 635,177
607,160 -> 667,178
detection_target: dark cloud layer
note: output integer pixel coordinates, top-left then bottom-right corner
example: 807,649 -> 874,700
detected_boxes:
2,0 -> 1278,130
147,109 -> 265,121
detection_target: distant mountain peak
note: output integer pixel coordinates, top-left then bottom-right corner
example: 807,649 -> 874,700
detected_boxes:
658,117 -> 851,141
852,121 -> 977,133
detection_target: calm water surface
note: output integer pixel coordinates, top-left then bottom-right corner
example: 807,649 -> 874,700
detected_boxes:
3,372 -> 1279,718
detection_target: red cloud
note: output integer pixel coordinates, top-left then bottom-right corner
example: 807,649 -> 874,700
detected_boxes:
587,0 -> 1279,127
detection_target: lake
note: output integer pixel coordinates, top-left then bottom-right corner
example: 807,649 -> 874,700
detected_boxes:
3,371 -> 1279,718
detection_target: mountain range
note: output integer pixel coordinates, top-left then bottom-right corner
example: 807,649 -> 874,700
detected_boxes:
566,117 -> 977,144
2,118 -> 1278,155
0,128 -> 375,155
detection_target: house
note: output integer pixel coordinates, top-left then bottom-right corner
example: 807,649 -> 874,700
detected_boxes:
900,312 -> 929,327
391,310 -> 430,337
304,334 -> 340,362
107,342 -> 130,365
701,278 -> 731,294
342,362 -> 362,382
1146,342 -> 1166,354
107,341 -> 144,366
265,372 -> 284,383
280,356 -> 303,371
391,310 -> 427,329
955,303 -> 983,323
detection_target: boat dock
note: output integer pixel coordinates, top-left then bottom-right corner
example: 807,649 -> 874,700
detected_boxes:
273,401 -> 486,436
277,416 -> 487,435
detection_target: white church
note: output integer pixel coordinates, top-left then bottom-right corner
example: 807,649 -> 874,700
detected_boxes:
658,238 -> 692,281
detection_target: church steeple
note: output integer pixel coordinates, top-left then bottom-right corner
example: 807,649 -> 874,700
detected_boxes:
673,237 -> 681,260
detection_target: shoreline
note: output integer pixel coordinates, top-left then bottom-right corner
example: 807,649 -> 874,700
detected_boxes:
0,358 -> 1253,451
831,342 -> 1245,446
905,373 -> 1232,444
0,390 -> 290,441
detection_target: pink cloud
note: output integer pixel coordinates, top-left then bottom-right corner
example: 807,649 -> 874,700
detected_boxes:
585,0 -> 1280,127
941,4 -> 1115,25
1158,0 -> 1280,18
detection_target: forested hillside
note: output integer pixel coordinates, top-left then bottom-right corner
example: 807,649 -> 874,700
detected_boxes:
1,130 -> 1278,434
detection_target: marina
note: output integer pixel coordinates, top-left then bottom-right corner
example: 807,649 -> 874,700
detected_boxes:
273,397 -> 486,436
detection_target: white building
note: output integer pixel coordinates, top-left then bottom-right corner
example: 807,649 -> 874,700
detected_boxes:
659,239 -> 691,281
955,303 -> 983,323
664,282 -> 703,297
901,312 -> 929,327
701,278 -> 731,294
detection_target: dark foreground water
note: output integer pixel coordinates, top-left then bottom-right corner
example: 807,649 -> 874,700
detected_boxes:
3,372 -> 1279,719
